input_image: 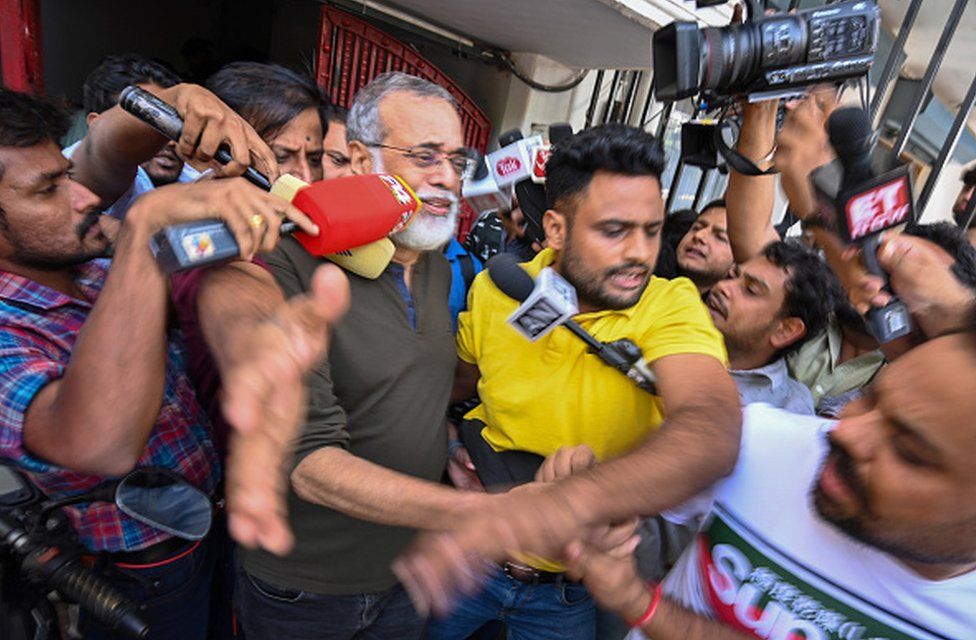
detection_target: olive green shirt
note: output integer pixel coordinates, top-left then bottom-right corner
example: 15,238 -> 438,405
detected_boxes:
787,315 -> 885,417
243,237 -> 456,594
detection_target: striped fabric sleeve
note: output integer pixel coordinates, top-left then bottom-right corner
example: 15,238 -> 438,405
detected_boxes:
0,343 -> 66,473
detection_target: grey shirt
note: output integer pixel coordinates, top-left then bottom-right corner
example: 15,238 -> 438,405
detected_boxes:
730,357 -> 815,415
243,237 -> 457,594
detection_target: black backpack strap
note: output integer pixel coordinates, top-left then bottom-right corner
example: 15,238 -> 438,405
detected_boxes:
458,252 -> 476,291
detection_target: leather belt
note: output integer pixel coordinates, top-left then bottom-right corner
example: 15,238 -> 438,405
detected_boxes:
107,536 -> 195,567
502,561 -> 570,585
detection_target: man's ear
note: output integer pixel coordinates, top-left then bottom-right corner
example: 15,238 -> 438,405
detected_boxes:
85,112 -> 99,127
543,209 -> 567,251
347,141 -> 373,176
770,316 -> 806,351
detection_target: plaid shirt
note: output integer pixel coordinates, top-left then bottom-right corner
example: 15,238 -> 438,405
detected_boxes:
0,260 -> 219,552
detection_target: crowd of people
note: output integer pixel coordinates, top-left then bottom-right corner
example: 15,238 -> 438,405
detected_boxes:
0,47 -> 975,640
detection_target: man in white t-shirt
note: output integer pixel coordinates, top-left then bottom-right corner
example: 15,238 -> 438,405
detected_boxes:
563,331 -> 976,640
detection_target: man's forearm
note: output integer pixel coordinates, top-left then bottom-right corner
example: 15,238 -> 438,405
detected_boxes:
726,101 -> 778,262
71,103 -> 170,207
292,447 -> 483,530
197,262 -> 285,372
27,223 -> 169,475
559,400 -> 741,526
642,598 -> 753,640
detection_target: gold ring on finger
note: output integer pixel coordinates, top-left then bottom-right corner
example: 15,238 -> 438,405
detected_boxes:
248,213 -> 265,229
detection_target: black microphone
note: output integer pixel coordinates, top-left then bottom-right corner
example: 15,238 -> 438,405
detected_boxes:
487,254 -> 656,393
119,85 -> 273,192
827,107 -> 913,343
548,122 -> 574,145
828,107 -> 875,190
498,128 -> 524,147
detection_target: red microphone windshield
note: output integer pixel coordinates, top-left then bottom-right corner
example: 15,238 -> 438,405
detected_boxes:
290,174 -> 420,256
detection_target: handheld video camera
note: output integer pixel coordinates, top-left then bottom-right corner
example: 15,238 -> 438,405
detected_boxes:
653,0 -> 880,102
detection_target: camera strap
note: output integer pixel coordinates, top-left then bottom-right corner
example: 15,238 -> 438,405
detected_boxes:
713,124 -> 779,176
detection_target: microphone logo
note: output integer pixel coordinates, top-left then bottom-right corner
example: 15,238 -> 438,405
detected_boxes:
843,172 -> 912,241
495,156 -> 523,177
379,174 -> 416,207
532,147 -> 551,181
181,232 -> 216,261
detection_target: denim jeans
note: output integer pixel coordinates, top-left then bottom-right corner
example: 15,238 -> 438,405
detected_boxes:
235,570 -> 425,640
79,535 -> 216,640
423,566 -> 595,640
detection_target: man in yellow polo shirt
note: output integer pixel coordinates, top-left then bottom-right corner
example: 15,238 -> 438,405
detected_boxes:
423,124 -> 737,640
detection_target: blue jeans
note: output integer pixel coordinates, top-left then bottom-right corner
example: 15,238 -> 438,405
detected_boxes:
80,535 -> 216,640
424,567 -> 595,640
235,570 -> 424,640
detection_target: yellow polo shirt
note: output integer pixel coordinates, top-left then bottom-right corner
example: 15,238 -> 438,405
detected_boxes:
457,248 -> 727,462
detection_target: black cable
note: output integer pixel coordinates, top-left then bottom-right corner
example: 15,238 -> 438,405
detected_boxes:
497,52 -> 590,93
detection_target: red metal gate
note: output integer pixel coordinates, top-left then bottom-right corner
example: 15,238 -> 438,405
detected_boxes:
316,6 -> 492,238
0,0 -> 44,94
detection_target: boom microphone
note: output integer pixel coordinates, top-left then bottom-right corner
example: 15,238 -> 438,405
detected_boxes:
827,107 -> 913,342
487,254 -> 657,393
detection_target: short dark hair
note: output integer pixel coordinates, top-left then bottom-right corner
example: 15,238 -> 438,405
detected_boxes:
698,198 -> 727,215
82,53 -> 181,114
762,241 -> 836,356
0,89 -> 70,180
655,208 -> 698,279
904,222 -> 976,291
962,163 -> 976,187
326,104 -> 349,125
207,62 -> 326,141
545,124 -> 664,211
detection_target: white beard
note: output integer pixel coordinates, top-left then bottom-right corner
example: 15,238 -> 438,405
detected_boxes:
371,152 -> 459,251
389,197 -> 459,251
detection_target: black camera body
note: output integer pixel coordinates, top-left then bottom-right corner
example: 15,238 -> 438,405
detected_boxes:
653,0 -> 880,102
0,465 -> 148,639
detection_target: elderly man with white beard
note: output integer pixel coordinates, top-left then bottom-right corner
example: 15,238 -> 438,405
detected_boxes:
235,72 -> 491,640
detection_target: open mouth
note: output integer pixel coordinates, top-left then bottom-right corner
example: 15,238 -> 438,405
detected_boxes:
418,195 -> 454,217
706,292 -> 728,319
154,156 -> 180,170
817,454 -> 857,504
683,245 -> 707,262
607,267 -> 648,290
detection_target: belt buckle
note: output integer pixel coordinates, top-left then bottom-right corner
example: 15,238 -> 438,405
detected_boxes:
503,561 -> 542,585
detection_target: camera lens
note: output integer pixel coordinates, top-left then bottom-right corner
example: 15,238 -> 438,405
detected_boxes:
652,0 -> 878,102
699,24 -> 761,93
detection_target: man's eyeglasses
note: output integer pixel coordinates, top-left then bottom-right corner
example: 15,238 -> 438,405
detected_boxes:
364,143 -> 476,179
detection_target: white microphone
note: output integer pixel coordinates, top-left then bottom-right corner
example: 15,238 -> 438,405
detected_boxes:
506,267 -> 578,341
462,154 -> 512,217
487,135 -> 544,189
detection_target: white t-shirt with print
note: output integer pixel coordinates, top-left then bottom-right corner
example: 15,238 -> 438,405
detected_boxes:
630,404 -> 976,640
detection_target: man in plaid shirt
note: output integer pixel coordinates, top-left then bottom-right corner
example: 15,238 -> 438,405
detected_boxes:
0,86 -> 347,639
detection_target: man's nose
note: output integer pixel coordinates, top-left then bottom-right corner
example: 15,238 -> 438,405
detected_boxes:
427,158 -> 459,194
69,180 -> 102,214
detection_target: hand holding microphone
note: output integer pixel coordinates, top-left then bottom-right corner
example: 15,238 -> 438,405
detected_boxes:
120,83 -> 278,182
124,178 -> 316,262
822,107 -> 913,342
119,86 -> 418,274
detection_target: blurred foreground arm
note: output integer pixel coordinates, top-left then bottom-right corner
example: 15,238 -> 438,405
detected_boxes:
394,354 -> 740,616
206,264 -> 350,555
